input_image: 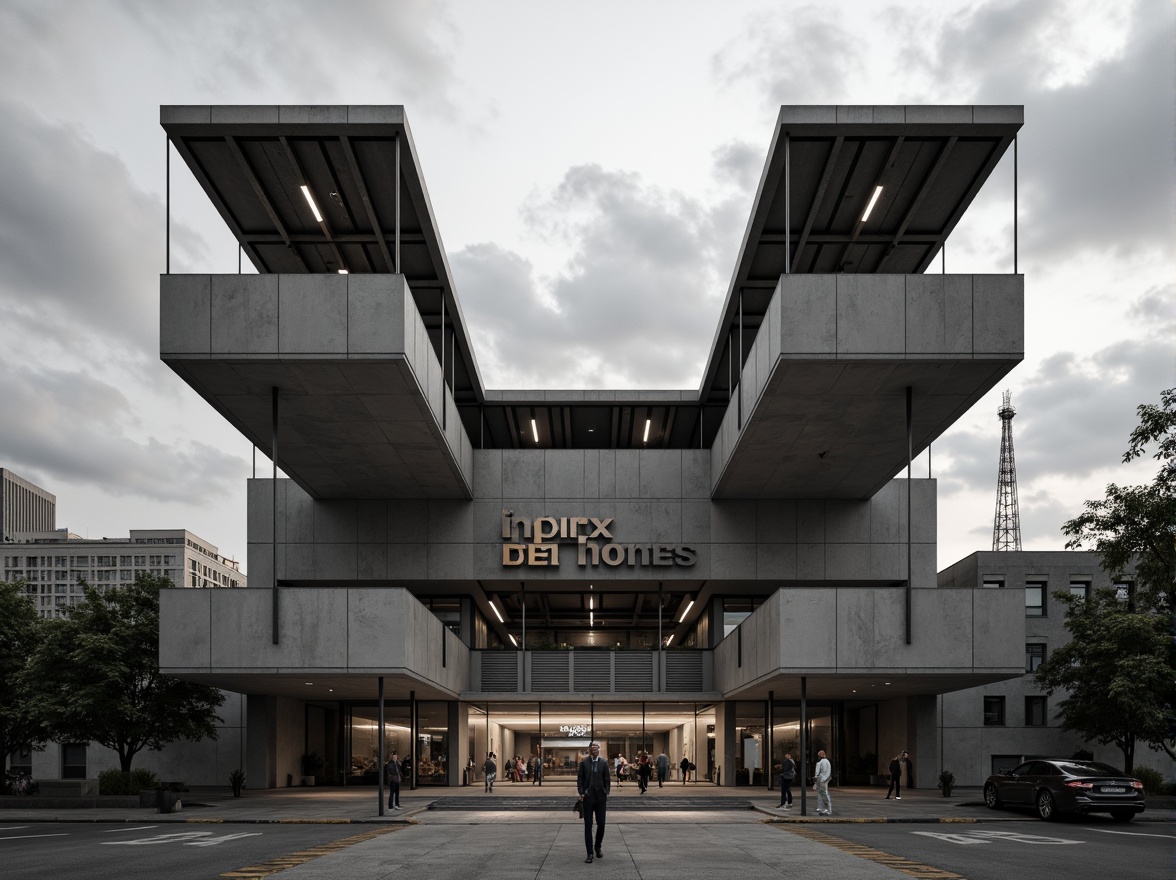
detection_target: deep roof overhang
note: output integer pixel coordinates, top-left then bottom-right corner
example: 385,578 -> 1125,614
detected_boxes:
699,105 -> 1023,404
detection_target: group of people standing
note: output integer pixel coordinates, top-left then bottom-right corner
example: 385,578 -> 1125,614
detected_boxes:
776,748 -> 912,816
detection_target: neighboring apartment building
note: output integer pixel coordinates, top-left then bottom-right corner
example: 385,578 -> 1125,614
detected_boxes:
0,468 -> 56,541
154,103 -> 1031,792
937,551 -> 1162,786
3,528 -> 244,619
2,472 -> 247,783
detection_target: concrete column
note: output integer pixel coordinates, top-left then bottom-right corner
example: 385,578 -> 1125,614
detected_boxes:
715,701 -> 737,787
912,694 -> 938,790
246,694 -> 278,790
450,701 -> 469,786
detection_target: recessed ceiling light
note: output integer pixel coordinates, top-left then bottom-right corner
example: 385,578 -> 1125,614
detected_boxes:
531,419 -> 539,443
665,634 -> 674,646
643,419 -> 651,443
300,185 -> 324,222
337,269 -> 349,275
305,682 -> 313,686
508,634 -> 518,647
861,185 -> 883,222
490,601 -> 504,623
679,599 -> 694,623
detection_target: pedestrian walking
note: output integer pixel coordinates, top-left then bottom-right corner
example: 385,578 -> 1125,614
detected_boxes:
680,753 -> 691,783
637,752 -> 652,793
577,741 -> 611,863
885,751 -> 903,799
385,752 -> 402,809
813,749 -> 832,815
656,751 -> 669,787
778,752 -> 796,808
483,752 -> 497,793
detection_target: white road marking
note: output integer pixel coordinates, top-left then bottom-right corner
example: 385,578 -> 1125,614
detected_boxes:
103,831 -> 213,846
184,832 -> 262,847
103,826 -> 159,833
0,826 -> 30,831
912,829 -> 1082,846
1091,828 -> 1176,840
0,833 -> 69,841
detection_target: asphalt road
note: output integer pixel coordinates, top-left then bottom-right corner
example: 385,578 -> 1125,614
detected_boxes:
0,821 -> 381,880
803,817 -> 1175,880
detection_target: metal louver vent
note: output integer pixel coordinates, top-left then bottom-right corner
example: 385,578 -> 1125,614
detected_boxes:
573,652 -> 611,692
614,652 -> 654,691
665,652 -> 704,691
530,652 -> 570,691
480,652 -> 519,692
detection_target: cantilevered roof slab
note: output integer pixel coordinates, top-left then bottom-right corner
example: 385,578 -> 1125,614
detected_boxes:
161,273 -> 473,499
700,105 -> 1023,405
711,274 -> 1023,498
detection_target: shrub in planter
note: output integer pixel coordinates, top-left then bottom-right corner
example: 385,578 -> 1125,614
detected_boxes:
229,768 -> 246,797
1133,767 -> 1166,795
937,769 -> 955,797
99,768 -> 161,795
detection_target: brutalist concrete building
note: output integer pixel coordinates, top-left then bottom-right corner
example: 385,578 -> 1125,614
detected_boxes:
158,104 -> 1026,790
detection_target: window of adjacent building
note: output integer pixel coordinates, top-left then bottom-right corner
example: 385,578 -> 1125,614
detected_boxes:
61,743 -> 87,779
1069,581 -> 1090,600
8,747 -> 32,777
1025,582 -> 1046,617
1025,696 -> 1048,727
723,597 -> 762,638
1114,581 -> 1134,609
984,696 -> 1006,726
982,578 -> 1005,589
1026,643 -> 1046,673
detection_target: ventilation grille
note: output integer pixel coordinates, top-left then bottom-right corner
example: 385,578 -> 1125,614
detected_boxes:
573,652 -> 611,692
665,651 -> 704,691
530,652 -> 570,692
480,652 -> 519,692
614,652 -> 654,692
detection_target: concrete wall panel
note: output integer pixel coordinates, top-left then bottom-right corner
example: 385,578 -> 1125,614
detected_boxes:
160,274 -> 211,354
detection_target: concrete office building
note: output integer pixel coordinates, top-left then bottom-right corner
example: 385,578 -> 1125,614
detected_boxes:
157,104 -> 1027,790
1,468 -> 56,541
937,551 -> 1159,786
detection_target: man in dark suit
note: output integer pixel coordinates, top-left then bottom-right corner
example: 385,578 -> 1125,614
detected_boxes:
576,741 -> 611,863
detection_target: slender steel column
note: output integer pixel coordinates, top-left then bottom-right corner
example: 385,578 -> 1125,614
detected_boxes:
441,299 -> 447,429
738,293 -> 743,428
378,677 -> 386,816
784,131 -> 790,274
165,134 -> 170,275
642,702 -> 646,755
1013,136 -> 1018,274
410,690 -> 417,790
799,677 -> 807,816
537,702 -> 543,786
766,692 -> 774,790
906,386 -> 913,645
394,134 -> 401,274
271,386 -> 279,645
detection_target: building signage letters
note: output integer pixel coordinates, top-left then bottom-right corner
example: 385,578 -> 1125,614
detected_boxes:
501,509 -> 697,569
558,724 -> 591,737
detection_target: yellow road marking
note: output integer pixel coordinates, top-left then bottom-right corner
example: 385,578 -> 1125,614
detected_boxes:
776,824 -> 967,879
220,824 -> 405,878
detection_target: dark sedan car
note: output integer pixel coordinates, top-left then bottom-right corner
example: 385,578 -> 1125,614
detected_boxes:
984,759 -> 1146,821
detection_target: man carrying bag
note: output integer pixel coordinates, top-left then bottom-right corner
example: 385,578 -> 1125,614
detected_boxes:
576,741 -> 611,863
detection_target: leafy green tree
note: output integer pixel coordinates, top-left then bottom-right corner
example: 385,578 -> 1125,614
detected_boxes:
1034,589 -> 1173,772
17,573 -> 224,772
1062,388 -> 1176,611
0,580 -> 48,765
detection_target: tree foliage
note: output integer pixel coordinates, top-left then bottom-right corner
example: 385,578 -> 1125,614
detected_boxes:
1062,387 -> 1176,611
17,573 -> 224,772
0,580 -> 48,763
1034,589 -> 1174,772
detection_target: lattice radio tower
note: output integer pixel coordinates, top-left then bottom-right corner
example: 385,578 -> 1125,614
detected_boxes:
992,390 -> 1022,551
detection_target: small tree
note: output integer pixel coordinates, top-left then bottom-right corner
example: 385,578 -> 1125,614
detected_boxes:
1034,589 -> 1173,772
1062,388 -> 1176,612
18,573 -> 224,772
0,580 -> 48,765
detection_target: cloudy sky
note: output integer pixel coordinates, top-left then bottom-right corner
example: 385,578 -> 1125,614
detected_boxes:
0,0 -> 1171,571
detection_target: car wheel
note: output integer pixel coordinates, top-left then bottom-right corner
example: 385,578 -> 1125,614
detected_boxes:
984,784 -> 1001,809
1036,789 -> 1056,821
1109,809 -> 1135,823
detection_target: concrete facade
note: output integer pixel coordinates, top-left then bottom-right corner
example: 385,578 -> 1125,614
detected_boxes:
155,103 -> 1029,792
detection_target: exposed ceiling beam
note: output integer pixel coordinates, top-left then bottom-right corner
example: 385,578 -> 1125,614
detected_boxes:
790,136 -> 843,272
340,135 -> 396,273
225,135 -> 309,272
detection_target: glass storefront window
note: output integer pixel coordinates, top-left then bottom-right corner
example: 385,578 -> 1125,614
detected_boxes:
416,702 -> 450,785
346,705 -> 409,785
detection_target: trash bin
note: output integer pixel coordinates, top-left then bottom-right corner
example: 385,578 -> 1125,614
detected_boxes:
157,788 -> 182,814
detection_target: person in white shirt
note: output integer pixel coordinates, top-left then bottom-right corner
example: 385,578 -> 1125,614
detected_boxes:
813,749 -> 833,815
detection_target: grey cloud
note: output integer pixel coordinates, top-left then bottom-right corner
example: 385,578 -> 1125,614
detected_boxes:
936,287 -> 1175,496
924,0 -> 1175,259
455,163 -> 747,388
711,6 -> 863,105
115,0 -> 460,115
0,98 -> 201,359
0,361 -> 245,504
712,140 -> 764,193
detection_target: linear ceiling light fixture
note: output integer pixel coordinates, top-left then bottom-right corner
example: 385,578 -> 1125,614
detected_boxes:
300,185 -> 324,222
643,419 -> 651,443
337,269 -> 349,275
490,601 -> 504,623
531,419 -> 539,443
679,599 -> 694,623
861,185 -> 883,222
508,634 -> 518,647
665,634 -> 674,647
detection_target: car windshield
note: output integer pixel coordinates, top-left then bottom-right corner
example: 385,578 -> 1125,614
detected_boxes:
1052,762 -> 1126,777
